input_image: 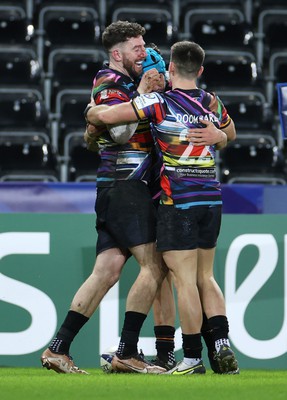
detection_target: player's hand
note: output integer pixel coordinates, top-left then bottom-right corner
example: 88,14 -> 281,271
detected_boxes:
84,123 -> 104,152
138,68 -> 162,93
185,119 -> 226,147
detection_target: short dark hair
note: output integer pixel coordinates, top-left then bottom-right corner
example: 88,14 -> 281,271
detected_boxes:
171,41 -> 205,78
102,20 -> 146,50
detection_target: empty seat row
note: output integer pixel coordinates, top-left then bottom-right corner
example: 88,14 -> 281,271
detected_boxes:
0,0 -> 286,184
0,134 -> 101,183
2,2 -> 286,62
1,131 -> 286,184
220,136 -> 287,185
0,140 -> 59,182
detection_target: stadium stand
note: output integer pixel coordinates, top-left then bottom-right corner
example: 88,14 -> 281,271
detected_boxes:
0,140 -> 60,182
0,0 -> 286,183
109,2 -> 176,46
0,3 -> 32,45
63,133 -> 101,182
44,47 -> 106,112
0,45 -> 42,86
220,135 -> 286,185
51,88 -> 91,152
182,5 -> 254,51
35,2 -> 101,69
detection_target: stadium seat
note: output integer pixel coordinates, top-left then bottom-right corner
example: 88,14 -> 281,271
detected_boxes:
44,47 -> 106,112
256,8 -> 287,70
63,133 -> 101,182
220,136 -> 286,184
182,6 -> 254,51
0,88 -> 48,130
0,4 -> 32,44
198,50 -> 259,92
110,2 -> 176,45
217,90 -> 273,131
0,45 -> 42,86
0,140 -> 59,182
36,4 -> 101,68
0,130 -> 51,146
51,88 -> 91,153
266,51 -> 287,108
180,0 -> 254,24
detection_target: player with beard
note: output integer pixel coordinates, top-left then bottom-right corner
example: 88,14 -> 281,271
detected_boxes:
41,21 -> 168,375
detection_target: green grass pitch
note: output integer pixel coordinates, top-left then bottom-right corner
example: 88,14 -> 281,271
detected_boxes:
1,368 -> 287,400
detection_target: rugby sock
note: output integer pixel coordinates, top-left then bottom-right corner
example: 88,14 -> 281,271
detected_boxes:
201,313 -> 216,358
208,315 -> 230,352
214,338 -> 231,353
182,333 -> 203,360
49,310 -> 89,354
117,311 -> 147,358
154,325 -> 176,364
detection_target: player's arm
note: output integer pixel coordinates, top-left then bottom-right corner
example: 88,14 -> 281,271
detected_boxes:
186,91 -> 236,149
213,117 -> 236,149
221,119 -> 236,143
86,102 -> 138,126
185,119 -> 230,148
86,67 -> 160,124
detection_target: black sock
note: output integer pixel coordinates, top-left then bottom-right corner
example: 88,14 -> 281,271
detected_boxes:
208,315 -> 229,341
201,313 -> 215,359
182,333 -> 202,359
117,311 -> 146,357
154,325 -> 175,363
49,310 -> 89,354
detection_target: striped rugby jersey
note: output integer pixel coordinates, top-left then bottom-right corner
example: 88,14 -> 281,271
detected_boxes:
92,68 -> 153,187
132,88 -> 232,209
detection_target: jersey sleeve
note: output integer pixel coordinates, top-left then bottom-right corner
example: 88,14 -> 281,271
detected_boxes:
94,85 -> 130,106
91,72 -> 131,106
131,92 -> 166,123
209,92 -> 232,129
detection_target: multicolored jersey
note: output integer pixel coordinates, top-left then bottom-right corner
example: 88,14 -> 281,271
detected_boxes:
132,88 -> 231,209
91,68 -> 153,187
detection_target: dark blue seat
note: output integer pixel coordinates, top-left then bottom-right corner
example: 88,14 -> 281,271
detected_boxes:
0,5 -> 31,44
0,46 -> 42,85
36,5 -> 101,68
66,134 -> 101,182
110,2 -> 176,45
0,89 -> 48,129
0,141 -> 59,182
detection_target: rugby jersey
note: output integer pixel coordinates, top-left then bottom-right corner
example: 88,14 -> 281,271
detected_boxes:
91,68 -> 153,187
132,88 -> 232,209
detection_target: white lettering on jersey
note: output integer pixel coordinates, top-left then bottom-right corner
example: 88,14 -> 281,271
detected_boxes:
100,89 -> 108,100
134,93 -> 161,110
176,113 -> 219,124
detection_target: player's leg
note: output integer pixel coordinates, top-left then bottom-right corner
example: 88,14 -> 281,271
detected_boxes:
152,270 -> 176,369
196,206 -> 239,374
41,248 -> 126,374
112,242 -> 168,374
155,205 -> 206,375
70,248 -> 126,317
197,246 -> 227,373
97,180 -> 167,373
162,249 -> 205,375
41,185 -> 128,374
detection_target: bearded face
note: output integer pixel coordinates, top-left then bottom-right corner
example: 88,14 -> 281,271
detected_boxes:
118,36 -> 147,80
122,53 -> 143,79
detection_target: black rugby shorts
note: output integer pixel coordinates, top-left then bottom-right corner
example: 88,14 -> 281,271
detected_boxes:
156,204 -> 222,251
95,180 -> 157,254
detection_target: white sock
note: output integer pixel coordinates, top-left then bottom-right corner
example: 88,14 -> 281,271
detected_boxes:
183,357 -> 201,366
215,338 -> 230,353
